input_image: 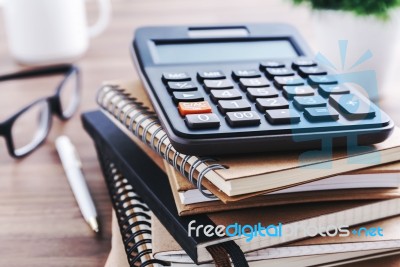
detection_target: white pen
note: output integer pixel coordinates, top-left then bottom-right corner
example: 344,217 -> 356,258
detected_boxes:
55,136 -> 99,233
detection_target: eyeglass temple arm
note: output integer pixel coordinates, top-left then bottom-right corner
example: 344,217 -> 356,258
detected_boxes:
0,64 -> 76,82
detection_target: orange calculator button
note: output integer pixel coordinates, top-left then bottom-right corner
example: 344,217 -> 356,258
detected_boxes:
178,101 -> 212,116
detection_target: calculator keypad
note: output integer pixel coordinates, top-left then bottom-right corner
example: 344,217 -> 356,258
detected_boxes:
159,58 -> 382,132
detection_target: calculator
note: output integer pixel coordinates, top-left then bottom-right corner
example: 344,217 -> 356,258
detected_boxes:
131,24 -> 394,155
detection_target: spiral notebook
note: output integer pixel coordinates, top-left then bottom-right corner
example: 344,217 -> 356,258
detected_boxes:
96,81 -> 400,199
83,111 -> 248,266
83,110 -> 400,265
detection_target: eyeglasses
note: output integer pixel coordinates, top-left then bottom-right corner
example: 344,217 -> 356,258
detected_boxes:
0,64 -> 80,158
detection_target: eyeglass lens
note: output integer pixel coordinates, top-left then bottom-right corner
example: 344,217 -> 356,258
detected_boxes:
59,71 -> 80,119
11,100 -> 51,156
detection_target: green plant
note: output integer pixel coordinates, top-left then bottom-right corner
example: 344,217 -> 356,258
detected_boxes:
292,0 -> 400,19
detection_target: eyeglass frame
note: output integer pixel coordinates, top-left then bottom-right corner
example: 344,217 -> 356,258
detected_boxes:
0,64 -> 80,158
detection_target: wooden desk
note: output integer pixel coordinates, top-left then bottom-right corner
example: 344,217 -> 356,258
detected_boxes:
0,0 -> 399,266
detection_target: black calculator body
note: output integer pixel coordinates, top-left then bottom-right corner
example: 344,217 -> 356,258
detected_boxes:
131,24 -> 394,155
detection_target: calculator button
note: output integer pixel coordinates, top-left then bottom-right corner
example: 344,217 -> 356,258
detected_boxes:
247,87 -> 279,101
329,94 -> 375,120
318,84 -> 350,97
232,69 -> 262,80
308,75 -> 338,85
197,70 -> 225,81
265,109 -> 301,124
274,75 -> 305,88
293,95 -> 326,110
204,79 -> 234,91
173,91 -> 204,104
256,97 -> 289,111
226,111 -> 261,127
178,101 -> 212,116
239,77 -> 270,90
282,85 -> 314,100
304,107 -> 339,122
292,58 -> 317,70
298,66 -> 327,77
185,113 -> 220,129
210,89 -> 242,102
218,99 -> 251,113
260,61 -> 285,69
264,67 -> 295,79
167,81 -> 197,92
162,72 -> 191,82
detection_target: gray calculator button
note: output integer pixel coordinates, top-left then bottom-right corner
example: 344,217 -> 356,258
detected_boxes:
260,61 -> 285,69
304,107 -> 339,122
239,77 -> 270,90
185,113 -> 220,129
274,75 -> 304,88
197,70 -> 225,80
247,87 -> 279,101
218,99 -> 251,113
256,97 -> 289,111
265,109 -> 301,124
319,84 -> 350,97
232,69 -> 262,80
167,81 -> 197,91
210,89 -> 242,102
162,72 -> 191,82
292,58 -> 317,69
173,91 -> 204,104
264,67 -> 295,79
308,75 -> 338,85
204,79 -> 234,91
293,95 -> 326,110
329,94 -> 375,120
283,85 -> 314,100
226,111 -> 261,127
298,66 -> 327,77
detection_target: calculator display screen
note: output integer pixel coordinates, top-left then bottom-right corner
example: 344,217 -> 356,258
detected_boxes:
152,40 -> 298,64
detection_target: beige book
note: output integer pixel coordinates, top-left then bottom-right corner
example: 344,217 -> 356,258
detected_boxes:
98,81 -> 400,198
166,160 -> 400,215
152,215 -> 400,266
104,211 -> 400,267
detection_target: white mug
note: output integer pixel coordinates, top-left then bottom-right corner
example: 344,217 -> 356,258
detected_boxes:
2,0 -> 111,65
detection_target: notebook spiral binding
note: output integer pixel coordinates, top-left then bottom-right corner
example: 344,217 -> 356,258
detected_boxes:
96,85 -> 226,198
95,144 -> 169,267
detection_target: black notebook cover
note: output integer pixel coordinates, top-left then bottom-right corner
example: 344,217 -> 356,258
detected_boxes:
82,110 -> 247,265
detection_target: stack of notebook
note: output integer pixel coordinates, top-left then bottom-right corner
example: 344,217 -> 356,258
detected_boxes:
82,80 -> 400,267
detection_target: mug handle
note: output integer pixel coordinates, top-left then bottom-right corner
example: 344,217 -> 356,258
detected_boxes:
88,0 -> 111,38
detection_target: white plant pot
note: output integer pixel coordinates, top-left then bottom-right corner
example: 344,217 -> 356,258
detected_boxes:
312,10 -> 400,101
